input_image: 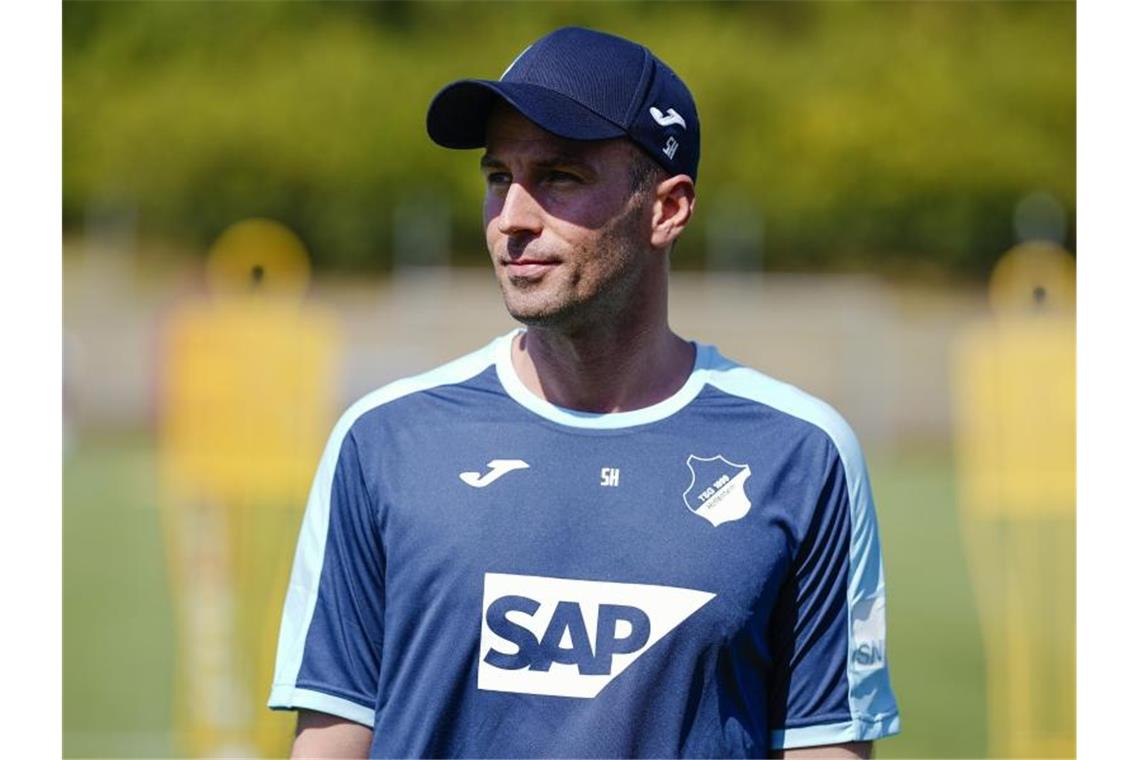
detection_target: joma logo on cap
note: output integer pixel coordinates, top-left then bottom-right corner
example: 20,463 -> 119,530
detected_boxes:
650,106 -> 687,129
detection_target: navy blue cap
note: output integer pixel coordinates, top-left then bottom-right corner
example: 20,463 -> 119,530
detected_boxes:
427,27 -> 700,183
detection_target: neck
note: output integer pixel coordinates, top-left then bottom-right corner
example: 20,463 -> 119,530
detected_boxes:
511,320 -> 695,414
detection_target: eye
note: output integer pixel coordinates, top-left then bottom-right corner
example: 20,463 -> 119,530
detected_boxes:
544,170 -> 582,185
485,171 -> 511,188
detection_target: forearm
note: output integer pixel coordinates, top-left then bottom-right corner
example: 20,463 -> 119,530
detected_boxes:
775,740 -> 872,759
291,709 -> 374,759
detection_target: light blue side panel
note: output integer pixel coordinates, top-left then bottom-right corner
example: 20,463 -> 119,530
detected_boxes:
705,352 -> 900,739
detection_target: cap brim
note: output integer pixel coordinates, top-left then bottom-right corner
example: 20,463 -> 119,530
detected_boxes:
426,80 -> 627,149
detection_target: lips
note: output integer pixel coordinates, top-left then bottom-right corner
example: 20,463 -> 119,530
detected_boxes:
501,257 -> 559,279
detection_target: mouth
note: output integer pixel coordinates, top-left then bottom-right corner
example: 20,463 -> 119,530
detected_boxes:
501,257 -> 559,279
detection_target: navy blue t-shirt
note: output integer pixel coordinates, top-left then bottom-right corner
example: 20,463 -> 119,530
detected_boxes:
269,330 -> 900,757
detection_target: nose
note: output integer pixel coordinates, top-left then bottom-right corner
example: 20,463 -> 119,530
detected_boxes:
496,181 -> 543,236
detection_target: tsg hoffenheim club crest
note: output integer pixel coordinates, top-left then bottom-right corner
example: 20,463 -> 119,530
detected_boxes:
683,455 -> 753,527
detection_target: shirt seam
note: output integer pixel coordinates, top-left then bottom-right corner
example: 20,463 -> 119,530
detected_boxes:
776,709 -> 900,730
292,680 -> 375,711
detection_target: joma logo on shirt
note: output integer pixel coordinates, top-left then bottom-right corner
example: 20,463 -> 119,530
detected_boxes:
478,573 -> 714,698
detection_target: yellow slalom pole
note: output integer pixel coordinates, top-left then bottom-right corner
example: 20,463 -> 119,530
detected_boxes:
158,220 -> 342,757
951,241 -> 1075,758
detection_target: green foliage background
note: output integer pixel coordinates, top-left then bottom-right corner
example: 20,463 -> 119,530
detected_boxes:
64,1 -> 1074,278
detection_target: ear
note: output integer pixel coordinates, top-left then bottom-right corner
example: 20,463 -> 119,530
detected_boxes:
650,175 -> 696,250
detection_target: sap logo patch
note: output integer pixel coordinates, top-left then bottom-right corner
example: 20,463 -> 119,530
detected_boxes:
854,640 -> 885,666
851,595 -> 887,670
478,573 -> 715,698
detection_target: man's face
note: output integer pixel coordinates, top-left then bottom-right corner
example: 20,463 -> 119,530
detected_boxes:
481,105 -> 654,330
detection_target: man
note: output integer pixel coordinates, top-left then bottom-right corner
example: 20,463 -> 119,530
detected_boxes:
269,27 -> 899,759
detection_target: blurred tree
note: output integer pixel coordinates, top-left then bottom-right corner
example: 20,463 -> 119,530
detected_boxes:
63,0 -> 1074,279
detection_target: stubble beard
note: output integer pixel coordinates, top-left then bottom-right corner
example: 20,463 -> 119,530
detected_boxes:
498,197 -> 651,333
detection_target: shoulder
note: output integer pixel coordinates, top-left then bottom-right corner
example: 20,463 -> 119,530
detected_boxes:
329,333 -> 507,449
697,344 -> 865,471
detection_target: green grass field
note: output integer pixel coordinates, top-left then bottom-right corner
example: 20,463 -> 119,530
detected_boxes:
63,435 -> 988,759
63,435 -> 177,759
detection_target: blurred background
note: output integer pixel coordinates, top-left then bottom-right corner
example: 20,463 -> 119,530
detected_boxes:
62,2 -> 1075,758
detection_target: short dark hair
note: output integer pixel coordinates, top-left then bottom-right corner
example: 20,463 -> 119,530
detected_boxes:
627,143 -> 668,195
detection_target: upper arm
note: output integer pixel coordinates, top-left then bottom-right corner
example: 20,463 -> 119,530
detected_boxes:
268,421 -> 386,726
292,709 -> 374,759
767,423 -> 899,750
